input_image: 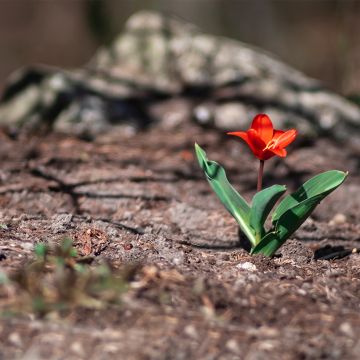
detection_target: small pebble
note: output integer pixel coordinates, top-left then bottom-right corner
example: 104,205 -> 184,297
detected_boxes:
236,262 -> 257,272
226,339 -> 240,353
22,242 -> 33,251
184,324 -> 198,339
340,322 -> 353,337
8,332 -> 22,347
70,342 -> 85,356
329,213 -> 347,226
172,256 -> 183,266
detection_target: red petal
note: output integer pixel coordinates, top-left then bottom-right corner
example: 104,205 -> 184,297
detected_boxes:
251,114 -> 274,144
262,150 -> 277,160
276,129 -> 297,148
227,131 -> 258,154
227,131 -> 251,144
247,129 -> 266,150
270,147 -> 287,157
228,131 -> 263,159
248,129 -> 267,160
272,130 -> 285,140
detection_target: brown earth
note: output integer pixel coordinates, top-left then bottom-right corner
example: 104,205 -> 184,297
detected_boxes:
0,122 -> 359,360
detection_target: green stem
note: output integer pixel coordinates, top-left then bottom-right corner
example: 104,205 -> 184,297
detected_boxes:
257,160 -> 264,192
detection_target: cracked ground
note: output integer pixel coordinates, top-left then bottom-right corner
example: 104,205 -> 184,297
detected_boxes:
0,122 -> 360,360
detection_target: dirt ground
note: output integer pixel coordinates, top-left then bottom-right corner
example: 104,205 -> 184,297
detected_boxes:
0,122 -> 359,360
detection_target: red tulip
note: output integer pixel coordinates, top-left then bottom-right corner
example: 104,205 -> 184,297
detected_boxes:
227,114 -> 297,161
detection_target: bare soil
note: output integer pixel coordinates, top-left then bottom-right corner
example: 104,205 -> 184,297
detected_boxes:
0,122 -> 359,360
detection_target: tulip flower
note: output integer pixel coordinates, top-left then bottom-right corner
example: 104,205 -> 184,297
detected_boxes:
227,114 -> 297,161
227,114 -> 297,191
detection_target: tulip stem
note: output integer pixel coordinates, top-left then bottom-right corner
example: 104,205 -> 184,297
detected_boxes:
257,160 -> 264,192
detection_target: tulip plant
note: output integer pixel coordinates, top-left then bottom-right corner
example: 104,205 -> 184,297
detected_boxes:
195,114 -> 347,257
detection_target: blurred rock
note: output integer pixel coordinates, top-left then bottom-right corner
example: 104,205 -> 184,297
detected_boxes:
0,11 -> 359,142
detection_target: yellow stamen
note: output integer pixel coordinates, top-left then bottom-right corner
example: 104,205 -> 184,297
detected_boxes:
264,140 -> 276,150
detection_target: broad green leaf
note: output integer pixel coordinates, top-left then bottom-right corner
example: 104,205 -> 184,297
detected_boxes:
272,170 -> 347,223
250,232 -> 280,256
276,194 -> 324,241
249,185 -> 286,244
195,143 -> 256,245
254,170 -> 347,257
254,195 -> 323,257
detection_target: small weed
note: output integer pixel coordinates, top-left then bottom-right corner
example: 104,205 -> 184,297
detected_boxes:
0,238 -> 135,317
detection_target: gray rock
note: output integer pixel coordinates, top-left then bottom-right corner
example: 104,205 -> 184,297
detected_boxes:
0,11 -> 359,142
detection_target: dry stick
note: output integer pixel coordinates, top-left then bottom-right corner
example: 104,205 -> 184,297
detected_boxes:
257,160 -> 264,192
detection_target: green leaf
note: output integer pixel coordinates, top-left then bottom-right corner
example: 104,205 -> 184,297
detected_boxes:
34,243 -> 47,258
256,195 -> 324,257
256,170 -> 347,257
275,194 -> 324,241
195,143 -> 256,245
250,232 -> 280,256
249,185 -> 286,244
272,170 -> 347,223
